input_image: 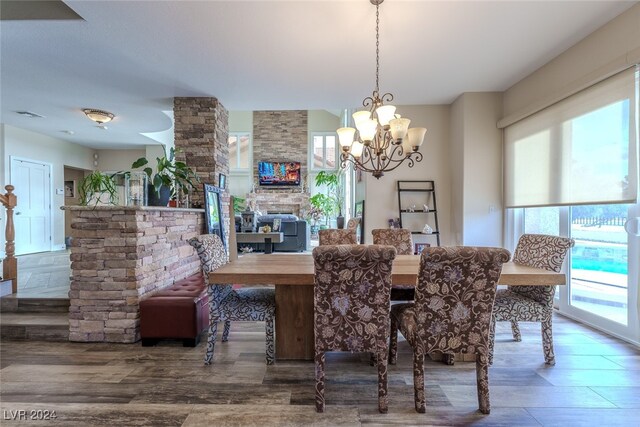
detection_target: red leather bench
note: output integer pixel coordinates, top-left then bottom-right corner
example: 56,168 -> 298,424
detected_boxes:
139,273 -> 209,347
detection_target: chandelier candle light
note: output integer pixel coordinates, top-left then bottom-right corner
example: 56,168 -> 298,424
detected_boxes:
338,0 -> 426,179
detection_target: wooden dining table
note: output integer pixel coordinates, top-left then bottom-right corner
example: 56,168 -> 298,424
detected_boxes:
209,253 -> 566,360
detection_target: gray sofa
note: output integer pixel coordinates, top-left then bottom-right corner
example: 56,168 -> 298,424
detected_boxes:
237,214 -> 309,252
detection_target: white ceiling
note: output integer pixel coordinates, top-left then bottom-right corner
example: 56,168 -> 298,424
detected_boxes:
1,0 -> 635,149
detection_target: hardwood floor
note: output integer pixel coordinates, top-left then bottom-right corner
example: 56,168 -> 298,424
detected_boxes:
1,314 -> 639,426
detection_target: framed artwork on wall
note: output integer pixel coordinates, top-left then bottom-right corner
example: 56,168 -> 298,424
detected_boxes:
272,218 -> 281,232
64,180 -> 76,198
354,200 -> 365,244
203,183 -> 226,249
218,173 -> 227,190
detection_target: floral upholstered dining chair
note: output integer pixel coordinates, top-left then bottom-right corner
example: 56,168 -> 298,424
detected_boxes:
489,234 -> 574,365
312,244 -> 397,413
389,246 -> 510,414
372,228 -> 415,302
318,228 -> 357,245
188,234 -> 276,365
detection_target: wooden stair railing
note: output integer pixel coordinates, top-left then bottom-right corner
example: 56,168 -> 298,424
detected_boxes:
0,185 -> 17,293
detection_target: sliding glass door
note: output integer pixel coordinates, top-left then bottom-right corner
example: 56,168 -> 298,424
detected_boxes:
519,204 -> 639,344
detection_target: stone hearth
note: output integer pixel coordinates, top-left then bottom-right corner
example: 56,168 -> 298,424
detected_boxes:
245,190 -> 310,218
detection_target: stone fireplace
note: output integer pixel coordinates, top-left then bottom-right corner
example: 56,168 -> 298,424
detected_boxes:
245,190 -> 310,218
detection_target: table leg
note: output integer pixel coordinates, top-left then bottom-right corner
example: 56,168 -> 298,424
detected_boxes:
275,285 -> 314,360
264,238 -> 273,254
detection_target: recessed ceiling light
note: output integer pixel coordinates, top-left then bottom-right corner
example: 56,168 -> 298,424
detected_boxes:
82,108 -> 114,124
16,111 -> 45,118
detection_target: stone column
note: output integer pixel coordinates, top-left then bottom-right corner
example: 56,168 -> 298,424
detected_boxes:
174,97 -> 230,247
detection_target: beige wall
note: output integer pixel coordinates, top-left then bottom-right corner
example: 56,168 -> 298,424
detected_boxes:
364,105 -> 452,246
96,149 -> 145,173
503,3 -> 640,121
2,124 -> 96,252
449,96 -> 465,245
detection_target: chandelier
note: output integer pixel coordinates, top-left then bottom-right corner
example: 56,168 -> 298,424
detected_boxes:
337,0 -> 426,179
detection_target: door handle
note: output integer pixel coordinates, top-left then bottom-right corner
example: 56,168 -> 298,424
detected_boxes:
624,217 -> 640,236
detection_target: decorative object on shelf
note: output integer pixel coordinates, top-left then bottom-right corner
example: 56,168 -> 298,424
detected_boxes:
388,218 -> 401,229
272,218 -> 281,232
241,210 -> 257,233
422,223 -> 433,234
354,200 -> 365,244
78,171 -> 118,206
240,246 -> 254,254
82,108 -> 114,125
261,225 -> 271,233
423,204 -> 429,213
336,0 -> 426,179
131,146 -> 200,207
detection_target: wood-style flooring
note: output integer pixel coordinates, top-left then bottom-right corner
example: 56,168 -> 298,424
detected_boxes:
1,314 -> 639,426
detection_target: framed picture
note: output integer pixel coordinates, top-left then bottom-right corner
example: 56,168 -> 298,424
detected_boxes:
203,184 -> 226,249
414,243 -> 431,255
354,200 -> 365,244
272,218 -> 281,232
218,173 -> 227,190
64,180 -> 75,198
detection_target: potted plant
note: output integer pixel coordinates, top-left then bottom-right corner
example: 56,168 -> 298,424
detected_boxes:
131,147 -> 200,206
314,170 -> 346,228
78,171 -> 118,206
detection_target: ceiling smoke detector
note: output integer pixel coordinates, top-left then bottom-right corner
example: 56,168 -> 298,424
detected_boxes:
82,108 -> 114,124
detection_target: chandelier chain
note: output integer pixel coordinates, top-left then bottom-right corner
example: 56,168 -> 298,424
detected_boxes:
375,2 -> 380,94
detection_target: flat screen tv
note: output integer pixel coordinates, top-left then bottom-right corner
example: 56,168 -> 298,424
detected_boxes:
258,161 -> 301,186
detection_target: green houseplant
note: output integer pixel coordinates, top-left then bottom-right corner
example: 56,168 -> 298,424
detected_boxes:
131,147 -> 200,206
314,170 -> 346,228
79,171 -> 118,206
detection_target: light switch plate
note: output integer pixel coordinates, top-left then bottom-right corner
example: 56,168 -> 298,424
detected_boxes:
56,188 -> 64,195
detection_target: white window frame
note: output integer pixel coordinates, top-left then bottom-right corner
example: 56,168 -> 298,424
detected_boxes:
309,132 -> 338,171
229,132 -> 252,172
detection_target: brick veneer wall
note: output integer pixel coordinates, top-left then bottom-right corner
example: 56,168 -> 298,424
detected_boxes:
66,206 -> 205,343
174,97 -> 230,249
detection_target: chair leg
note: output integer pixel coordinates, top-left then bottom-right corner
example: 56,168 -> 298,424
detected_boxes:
315,352 -> 326,413
265,315 -> 275,365
488,317 -> 496,366
476,353 -> 491,414
369,352 -> 377,366
222,320 -> 231,342
511,320 -> 522,342
377,350 -> 389,414
413,348 -> 426,413
541,317 -> 555,365
389,314 -> 398,365
204,319 -> 219,365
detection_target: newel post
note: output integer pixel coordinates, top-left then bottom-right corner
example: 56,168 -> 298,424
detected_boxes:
1,185 -> 18,293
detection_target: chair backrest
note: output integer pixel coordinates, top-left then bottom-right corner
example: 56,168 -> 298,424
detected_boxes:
318,228 -> 357,245
510,234 -> 575,304
188,234 -> 233,303
313,244 -> 397,353
413,246 -> 510,355
513,234 -> 575,273
372,228 -> 413,255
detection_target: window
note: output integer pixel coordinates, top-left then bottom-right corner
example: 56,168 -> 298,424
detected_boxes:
310,133 -> 338,170
229,132 -> 251,171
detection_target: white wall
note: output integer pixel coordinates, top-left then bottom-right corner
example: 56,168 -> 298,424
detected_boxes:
2,125 -> 96,252
364,105 -> 452,246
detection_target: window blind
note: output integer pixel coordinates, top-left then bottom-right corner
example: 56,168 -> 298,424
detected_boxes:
504,67 -> 638,208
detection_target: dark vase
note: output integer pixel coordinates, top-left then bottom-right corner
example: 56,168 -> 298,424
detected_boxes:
336,215 -> 345,229
147,184 -> 171,206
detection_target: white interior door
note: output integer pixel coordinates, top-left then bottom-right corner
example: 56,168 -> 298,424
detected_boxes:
10,157 -> 51,255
